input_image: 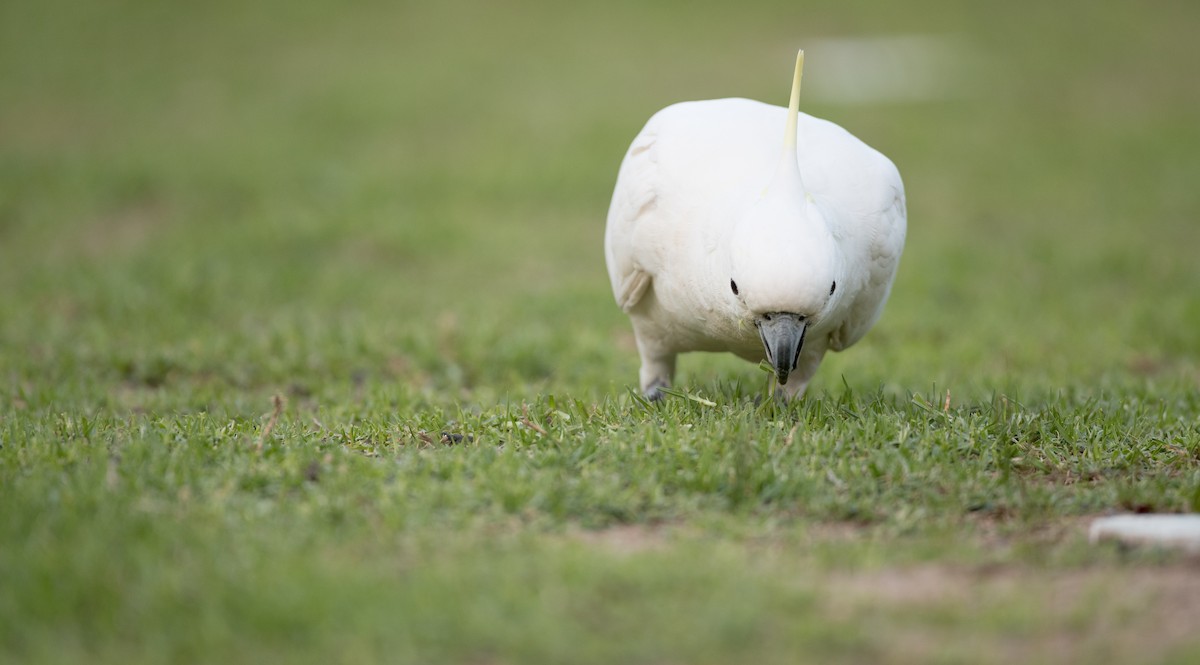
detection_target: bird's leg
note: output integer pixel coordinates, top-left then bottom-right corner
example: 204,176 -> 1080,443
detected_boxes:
636,340 -> 676,402
777,346 -> 826,401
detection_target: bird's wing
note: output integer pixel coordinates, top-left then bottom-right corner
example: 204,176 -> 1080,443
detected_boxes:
605,100 -> 777,315
829,169 -> 907,352
604,125 -> 661,312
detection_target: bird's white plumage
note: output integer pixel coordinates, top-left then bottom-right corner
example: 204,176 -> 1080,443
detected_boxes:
605,85 -> 906,399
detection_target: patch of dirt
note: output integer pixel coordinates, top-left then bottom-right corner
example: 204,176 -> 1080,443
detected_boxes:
821,562 -> 1200,663
827,563 -> 973,606
569,524 -> 670,556
970,514 -> 1095,552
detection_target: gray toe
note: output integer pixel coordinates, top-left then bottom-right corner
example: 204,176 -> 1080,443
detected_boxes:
643,378 -> 669,402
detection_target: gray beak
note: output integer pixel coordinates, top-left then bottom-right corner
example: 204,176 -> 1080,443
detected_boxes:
757,313 -> 807,385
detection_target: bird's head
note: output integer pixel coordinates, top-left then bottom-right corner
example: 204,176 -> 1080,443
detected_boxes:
725,48 -> 843,386
727,182 -> 843,385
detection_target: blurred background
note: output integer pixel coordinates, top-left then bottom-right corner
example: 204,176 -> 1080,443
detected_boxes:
2,0 -> 1198,407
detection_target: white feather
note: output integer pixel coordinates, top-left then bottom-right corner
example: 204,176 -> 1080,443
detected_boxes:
605,54 -> 906,399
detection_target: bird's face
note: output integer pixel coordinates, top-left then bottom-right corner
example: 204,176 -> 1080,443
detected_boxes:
727,192 -> 843,385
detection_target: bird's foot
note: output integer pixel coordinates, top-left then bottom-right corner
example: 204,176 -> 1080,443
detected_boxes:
643,378 -> 669,402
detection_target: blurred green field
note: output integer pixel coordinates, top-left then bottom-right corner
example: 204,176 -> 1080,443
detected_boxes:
2,0 -> 1200,663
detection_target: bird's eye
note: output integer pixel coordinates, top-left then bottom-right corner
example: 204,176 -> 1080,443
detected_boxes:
829,281 -> 837,296
730,280 -> 739,296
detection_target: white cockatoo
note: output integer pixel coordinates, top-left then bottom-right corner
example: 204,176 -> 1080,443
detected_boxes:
605,51 -> 906,400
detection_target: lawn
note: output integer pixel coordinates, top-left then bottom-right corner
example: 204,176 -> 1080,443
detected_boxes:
2,0 -> 1199,663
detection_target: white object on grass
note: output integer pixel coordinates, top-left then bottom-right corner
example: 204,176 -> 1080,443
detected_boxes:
1089,514 -> 1200,553
605,50 -> 906,400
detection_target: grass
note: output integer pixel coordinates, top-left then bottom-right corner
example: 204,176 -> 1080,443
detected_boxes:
2,0 -> 1200,662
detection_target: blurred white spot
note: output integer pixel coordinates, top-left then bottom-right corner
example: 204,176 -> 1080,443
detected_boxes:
803,35 -> 972,104
1090,514 -> 1200,553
